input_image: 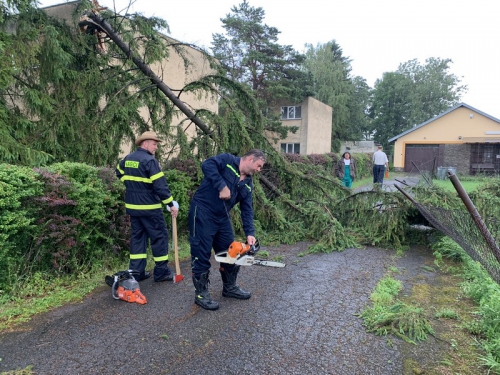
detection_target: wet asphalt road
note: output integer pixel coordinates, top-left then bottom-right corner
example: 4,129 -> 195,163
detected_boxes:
0,243 -> 435,375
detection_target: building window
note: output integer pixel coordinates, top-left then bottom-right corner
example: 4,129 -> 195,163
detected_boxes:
483,144 -> 494,163
281,143 -> 300,154
470,143 -> 500,165
281,106 -> 301,120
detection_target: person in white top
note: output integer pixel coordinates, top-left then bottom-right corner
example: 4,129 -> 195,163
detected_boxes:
372,145 -> 389,184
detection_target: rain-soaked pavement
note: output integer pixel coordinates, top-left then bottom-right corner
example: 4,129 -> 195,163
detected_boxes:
0,242 -> 441,375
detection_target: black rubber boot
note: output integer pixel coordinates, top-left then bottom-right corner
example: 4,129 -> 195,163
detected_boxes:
136,270 -> 152,282
192,272 -> 219,311
154,263 -> 173,282
220,265 -> 251,299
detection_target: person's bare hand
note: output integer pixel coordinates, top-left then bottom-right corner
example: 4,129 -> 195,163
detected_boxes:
219,186 -> 231,200
246,235 -> 256,246
170,206 -> 179,218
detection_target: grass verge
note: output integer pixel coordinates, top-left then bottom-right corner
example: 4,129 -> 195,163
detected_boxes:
359,242 -> 493,374
432,237 -> 500,374
431,177 -> 486,193
0,238 -> 193,332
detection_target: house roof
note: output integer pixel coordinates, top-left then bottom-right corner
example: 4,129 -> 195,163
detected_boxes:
388,103 -> 500,143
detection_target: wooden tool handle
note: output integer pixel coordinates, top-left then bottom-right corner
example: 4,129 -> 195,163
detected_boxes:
172,216 -> 181,275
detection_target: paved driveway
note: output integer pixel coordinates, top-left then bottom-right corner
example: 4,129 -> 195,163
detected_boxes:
0,243 -> 440,375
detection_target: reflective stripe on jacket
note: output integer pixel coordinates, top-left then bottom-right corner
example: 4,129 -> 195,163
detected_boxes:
116,148 -> 173,216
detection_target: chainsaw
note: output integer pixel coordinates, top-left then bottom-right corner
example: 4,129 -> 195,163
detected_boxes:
214,239 -> 285,267
104,269 -> 147,305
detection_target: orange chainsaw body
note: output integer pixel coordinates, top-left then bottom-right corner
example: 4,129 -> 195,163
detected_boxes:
228,241 -> 251,258
215,240 -> 258,265
117,286 -> 147,305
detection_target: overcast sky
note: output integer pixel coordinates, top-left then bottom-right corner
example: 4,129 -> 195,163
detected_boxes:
40,0 -> 500,118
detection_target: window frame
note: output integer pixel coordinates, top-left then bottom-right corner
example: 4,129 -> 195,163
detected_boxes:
281,106 -> 302,120
280,143 -> 300,154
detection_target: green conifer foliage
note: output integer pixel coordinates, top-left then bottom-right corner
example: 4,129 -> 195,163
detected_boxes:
0,1 -> 409,253
1,1 -> 179,165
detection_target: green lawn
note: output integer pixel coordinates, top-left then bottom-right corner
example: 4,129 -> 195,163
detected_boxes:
351,172 -> 496,193
432,179 -> 476,192
352,176 -> 373,189
432,175 -> 495,193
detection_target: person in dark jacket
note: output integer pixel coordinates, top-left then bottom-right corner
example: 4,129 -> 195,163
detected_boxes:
116,131 -> 179,282
189,149 -> 266,310
335,151 -> 356,188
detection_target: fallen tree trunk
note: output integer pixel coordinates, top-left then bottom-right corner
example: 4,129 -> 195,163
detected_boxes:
86,12 -> 213,139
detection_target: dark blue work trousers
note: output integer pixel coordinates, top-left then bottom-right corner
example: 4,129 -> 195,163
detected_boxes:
373,165 -> 386,184
130,211 -> 170,280
189,203 -> 234,277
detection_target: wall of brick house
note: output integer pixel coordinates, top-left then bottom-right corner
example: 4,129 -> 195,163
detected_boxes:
442,144 -> 471,175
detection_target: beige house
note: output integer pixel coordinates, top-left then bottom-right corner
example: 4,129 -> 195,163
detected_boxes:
43,1 -> 218,157
389,103 -> 500,175
272,97 -> 332,155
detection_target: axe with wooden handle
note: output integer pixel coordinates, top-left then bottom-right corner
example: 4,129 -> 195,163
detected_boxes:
172,215 -> 184,283
167,201 -> 183,283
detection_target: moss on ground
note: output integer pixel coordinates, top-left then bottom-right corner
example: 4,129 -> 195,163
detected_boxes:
397,255 -> 487,374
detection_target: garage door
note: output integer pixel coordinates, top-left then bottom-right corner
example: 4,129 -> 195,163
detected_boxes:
404,144 -> 444,173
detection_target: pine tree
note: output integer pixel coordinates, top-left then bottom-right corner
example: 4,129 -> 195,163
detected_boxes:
211,0 -> 313,139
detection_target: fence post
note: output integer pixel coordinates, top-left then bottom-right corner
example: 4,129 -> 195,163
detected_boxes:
447,169 -> 500,263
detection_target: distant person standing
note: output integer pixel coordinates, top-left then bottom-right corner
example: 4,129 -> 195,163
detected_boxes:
335,151 -> 356,188
373,144 -> 389,184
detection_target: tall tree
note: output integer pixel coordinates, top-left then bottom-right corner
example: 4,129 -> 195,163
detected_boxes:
348,76 -> 373,140
211,0 -> 313,137
370,72 -> 413,148
371,57 -> 467,148
398,57 -> 467,125
304,40 -> 370,151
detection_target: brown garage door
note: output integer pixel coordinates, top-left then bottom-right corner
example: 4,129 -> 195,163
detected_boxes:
404,144 -> 444,173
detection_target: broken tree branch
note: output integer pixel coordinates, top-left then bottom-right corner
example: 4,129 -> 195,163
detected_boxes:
86,12 -> 214,139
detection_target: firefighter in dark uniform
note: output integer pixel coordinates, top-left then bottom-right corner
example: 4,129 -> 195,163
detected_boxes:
116,131 -> 179,282
189,149 -> 266,310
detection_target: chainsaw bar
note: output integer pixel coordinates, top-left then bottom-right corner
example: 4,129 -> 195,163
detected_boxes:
252,259 -> 285,267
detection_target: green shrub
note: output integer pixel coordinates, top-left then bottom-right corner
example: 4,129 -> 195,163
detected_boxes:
0,164 -> 44,293
35,162 -> 129,271
0,162 -> 131,296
